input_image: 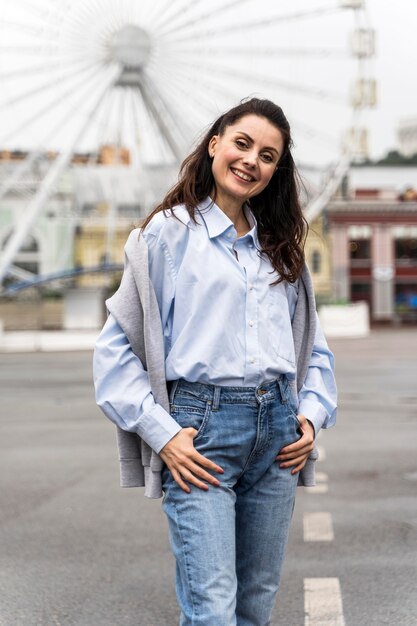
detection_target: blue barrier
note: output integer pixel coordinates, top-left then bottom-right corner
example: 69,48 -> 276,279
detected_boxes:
1,264 -> 124,295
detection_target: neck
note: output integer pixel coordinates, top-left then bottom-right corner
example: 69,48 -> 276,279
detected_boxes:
211,191 -> 247,228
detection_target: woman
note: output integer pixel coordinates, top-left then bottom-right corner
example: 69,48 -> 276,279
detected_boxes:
94,97 -> 337,626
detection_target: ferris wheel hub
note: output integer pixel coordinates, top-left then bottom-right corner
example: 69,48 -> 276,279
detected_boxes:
108,25 -> 151,69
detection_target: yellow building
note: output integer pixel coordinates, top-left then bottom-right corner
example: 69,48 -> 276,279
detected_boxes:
73,144 -> 144,288
305,214 -> 332,299
74,208 -> 139,289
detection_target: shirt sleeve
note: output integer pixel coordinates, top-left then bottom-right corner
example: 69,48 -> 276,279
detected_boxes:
144,228 -> 176,330
297,312 -> 337,436
93,313 -> 181,453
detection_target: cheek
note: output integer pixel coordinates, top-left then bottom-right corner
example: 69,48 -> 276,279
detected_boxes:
212,149 -> 238,177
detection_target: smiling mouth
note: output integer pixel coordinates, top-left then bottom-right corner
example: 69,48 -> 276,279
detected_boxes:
230,167 -> 255,182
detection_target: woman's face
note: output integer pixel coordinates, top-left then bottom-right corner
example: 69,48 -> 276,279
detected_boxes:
208,114 -> 285,209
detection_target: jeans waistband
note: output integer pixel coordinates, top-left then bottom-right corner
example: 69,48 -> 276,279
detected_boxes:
167,377 -> 288,410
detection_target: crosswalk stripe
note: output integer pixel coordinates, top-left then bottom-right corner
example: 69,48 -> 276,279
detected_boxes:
304,577 -> 345,626
303,512 -> 334,542
316,445 -> 326,461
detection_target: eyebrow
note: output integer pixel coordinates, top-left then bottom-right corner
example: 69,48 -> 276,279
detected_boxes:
235,131 -> 281,156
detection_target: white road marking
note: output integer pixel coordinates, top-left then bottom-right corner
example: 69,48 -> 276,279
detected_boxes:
316,445 -> 326,461
304,578 -> 345,626
305,471 -> 329,494
303,512 -> 334,542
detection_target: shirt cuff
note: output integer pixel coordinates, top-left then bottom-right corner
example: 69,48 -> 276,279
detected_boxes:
297,399 -> 328,437
135,403 -> 182,454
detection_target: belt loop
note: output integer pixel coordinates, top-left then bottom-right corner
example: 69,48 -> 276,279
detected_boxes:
168,379 -> 179,404
277,376 -> 287,404
212,385 -> 221,411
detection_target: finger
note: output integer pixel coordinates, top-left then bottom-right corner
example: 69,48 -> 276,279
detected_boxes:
279,453 -> 307,469
171,467 -> 191,494
192,449 -> 224,474
278,432 -> 313,456
277,441 -> 313,461
179,466 -> 209,491
291,459 -> 307,474
186,460 -> 221,487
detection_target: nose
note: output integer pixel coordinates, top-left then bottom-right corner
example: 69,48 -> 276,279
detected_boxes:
242,149 -> 257,168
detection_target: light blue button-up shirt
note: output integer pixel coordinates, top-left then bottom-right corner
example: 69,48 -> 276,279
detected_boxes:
94,198 -> 337,453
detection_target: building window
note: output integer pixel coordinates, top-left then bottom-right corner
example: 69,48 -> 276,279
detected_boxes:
350,239 -> 371,260
395,238 -> 417,262
311,250 -> 321,273
351,282 -> 372,306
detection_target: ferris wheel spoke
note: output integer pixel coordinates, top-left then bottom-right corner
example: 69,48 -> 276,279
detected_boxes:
128,88 -> 142,152
0,45 -> 59,56
150,73 -> 208,136
155,0 -> 255,38
158,64 -> 239,112
150,0 -> 202,32
92,88 -> 115,149
144,71 -> 196,143
136,74 -> 189,161
160,5 -> 341,44
0,65 -> 105,144
0,19 -> 60,38
0,60 -> 102,111
151,68 -> 216,128
156,86 -> 198,139
164,55 -> 345,103
99,91 -> 120,146
0,56 -> 99,82
160,43 -> 347,60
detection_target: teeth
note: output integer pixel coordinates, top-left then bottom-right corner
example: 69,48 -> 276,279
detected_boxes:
231,168 -> 253,182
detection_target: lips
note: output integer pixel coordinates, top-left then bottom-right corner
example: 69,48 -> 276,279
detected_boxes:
230,167 -> 256,182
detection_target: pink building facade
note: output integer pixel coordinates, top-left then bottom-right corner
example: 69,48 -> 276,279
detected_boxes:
327,199 -> 417,323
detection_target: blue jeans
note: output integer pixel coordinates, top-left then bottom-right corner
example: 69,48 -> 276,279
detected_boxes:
162,377 -> 300,626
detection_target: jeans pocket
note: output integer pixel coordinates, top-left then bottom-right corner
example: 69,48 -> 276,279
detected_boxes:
170,399 -> 211,441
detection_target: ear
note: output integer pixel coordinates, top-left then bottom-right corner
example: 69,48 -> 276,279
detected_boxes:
208,135 -> 218,158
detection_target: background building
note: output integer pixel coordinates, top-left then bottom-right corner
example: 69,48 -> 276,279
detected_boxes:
305,214 -> 332,301
327,166 -> 417,323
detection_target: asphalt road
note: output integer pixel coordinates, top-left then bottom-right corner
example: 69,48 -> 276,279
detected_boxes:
1,330 -> 416,626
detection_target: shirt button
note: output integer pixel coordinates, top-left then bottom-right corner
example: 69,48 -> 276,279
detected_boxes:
249,285 -> 254,291
249,320 -> 254,327
226,233 -> 232,239
250,357 -> 255,364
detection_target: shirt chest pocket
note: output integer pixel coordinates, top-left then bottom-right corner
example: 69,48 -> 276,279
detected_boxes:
267,285 -> 296,366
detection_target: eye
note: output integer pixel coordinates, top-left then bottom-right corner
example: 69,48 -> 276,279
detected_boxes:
235,139 -> 248,149
260,153 -> 274,163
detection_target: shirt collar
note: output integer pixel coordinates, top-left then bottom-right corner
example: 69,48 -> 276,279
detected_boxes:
197,197 -> 258,245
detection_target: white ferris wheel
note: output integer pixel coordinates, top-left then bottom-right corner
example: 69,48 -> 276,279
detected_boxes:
0,0 -> 375,285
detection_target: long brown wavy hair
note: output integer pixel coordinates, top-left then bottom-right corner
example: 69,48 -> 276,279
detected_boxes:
141,97 -> 308,283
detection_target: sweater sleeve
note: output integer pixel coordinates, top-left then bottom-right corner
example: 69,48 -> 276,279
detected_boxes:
93,314 -> 181,453
297,312 -> 337,436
